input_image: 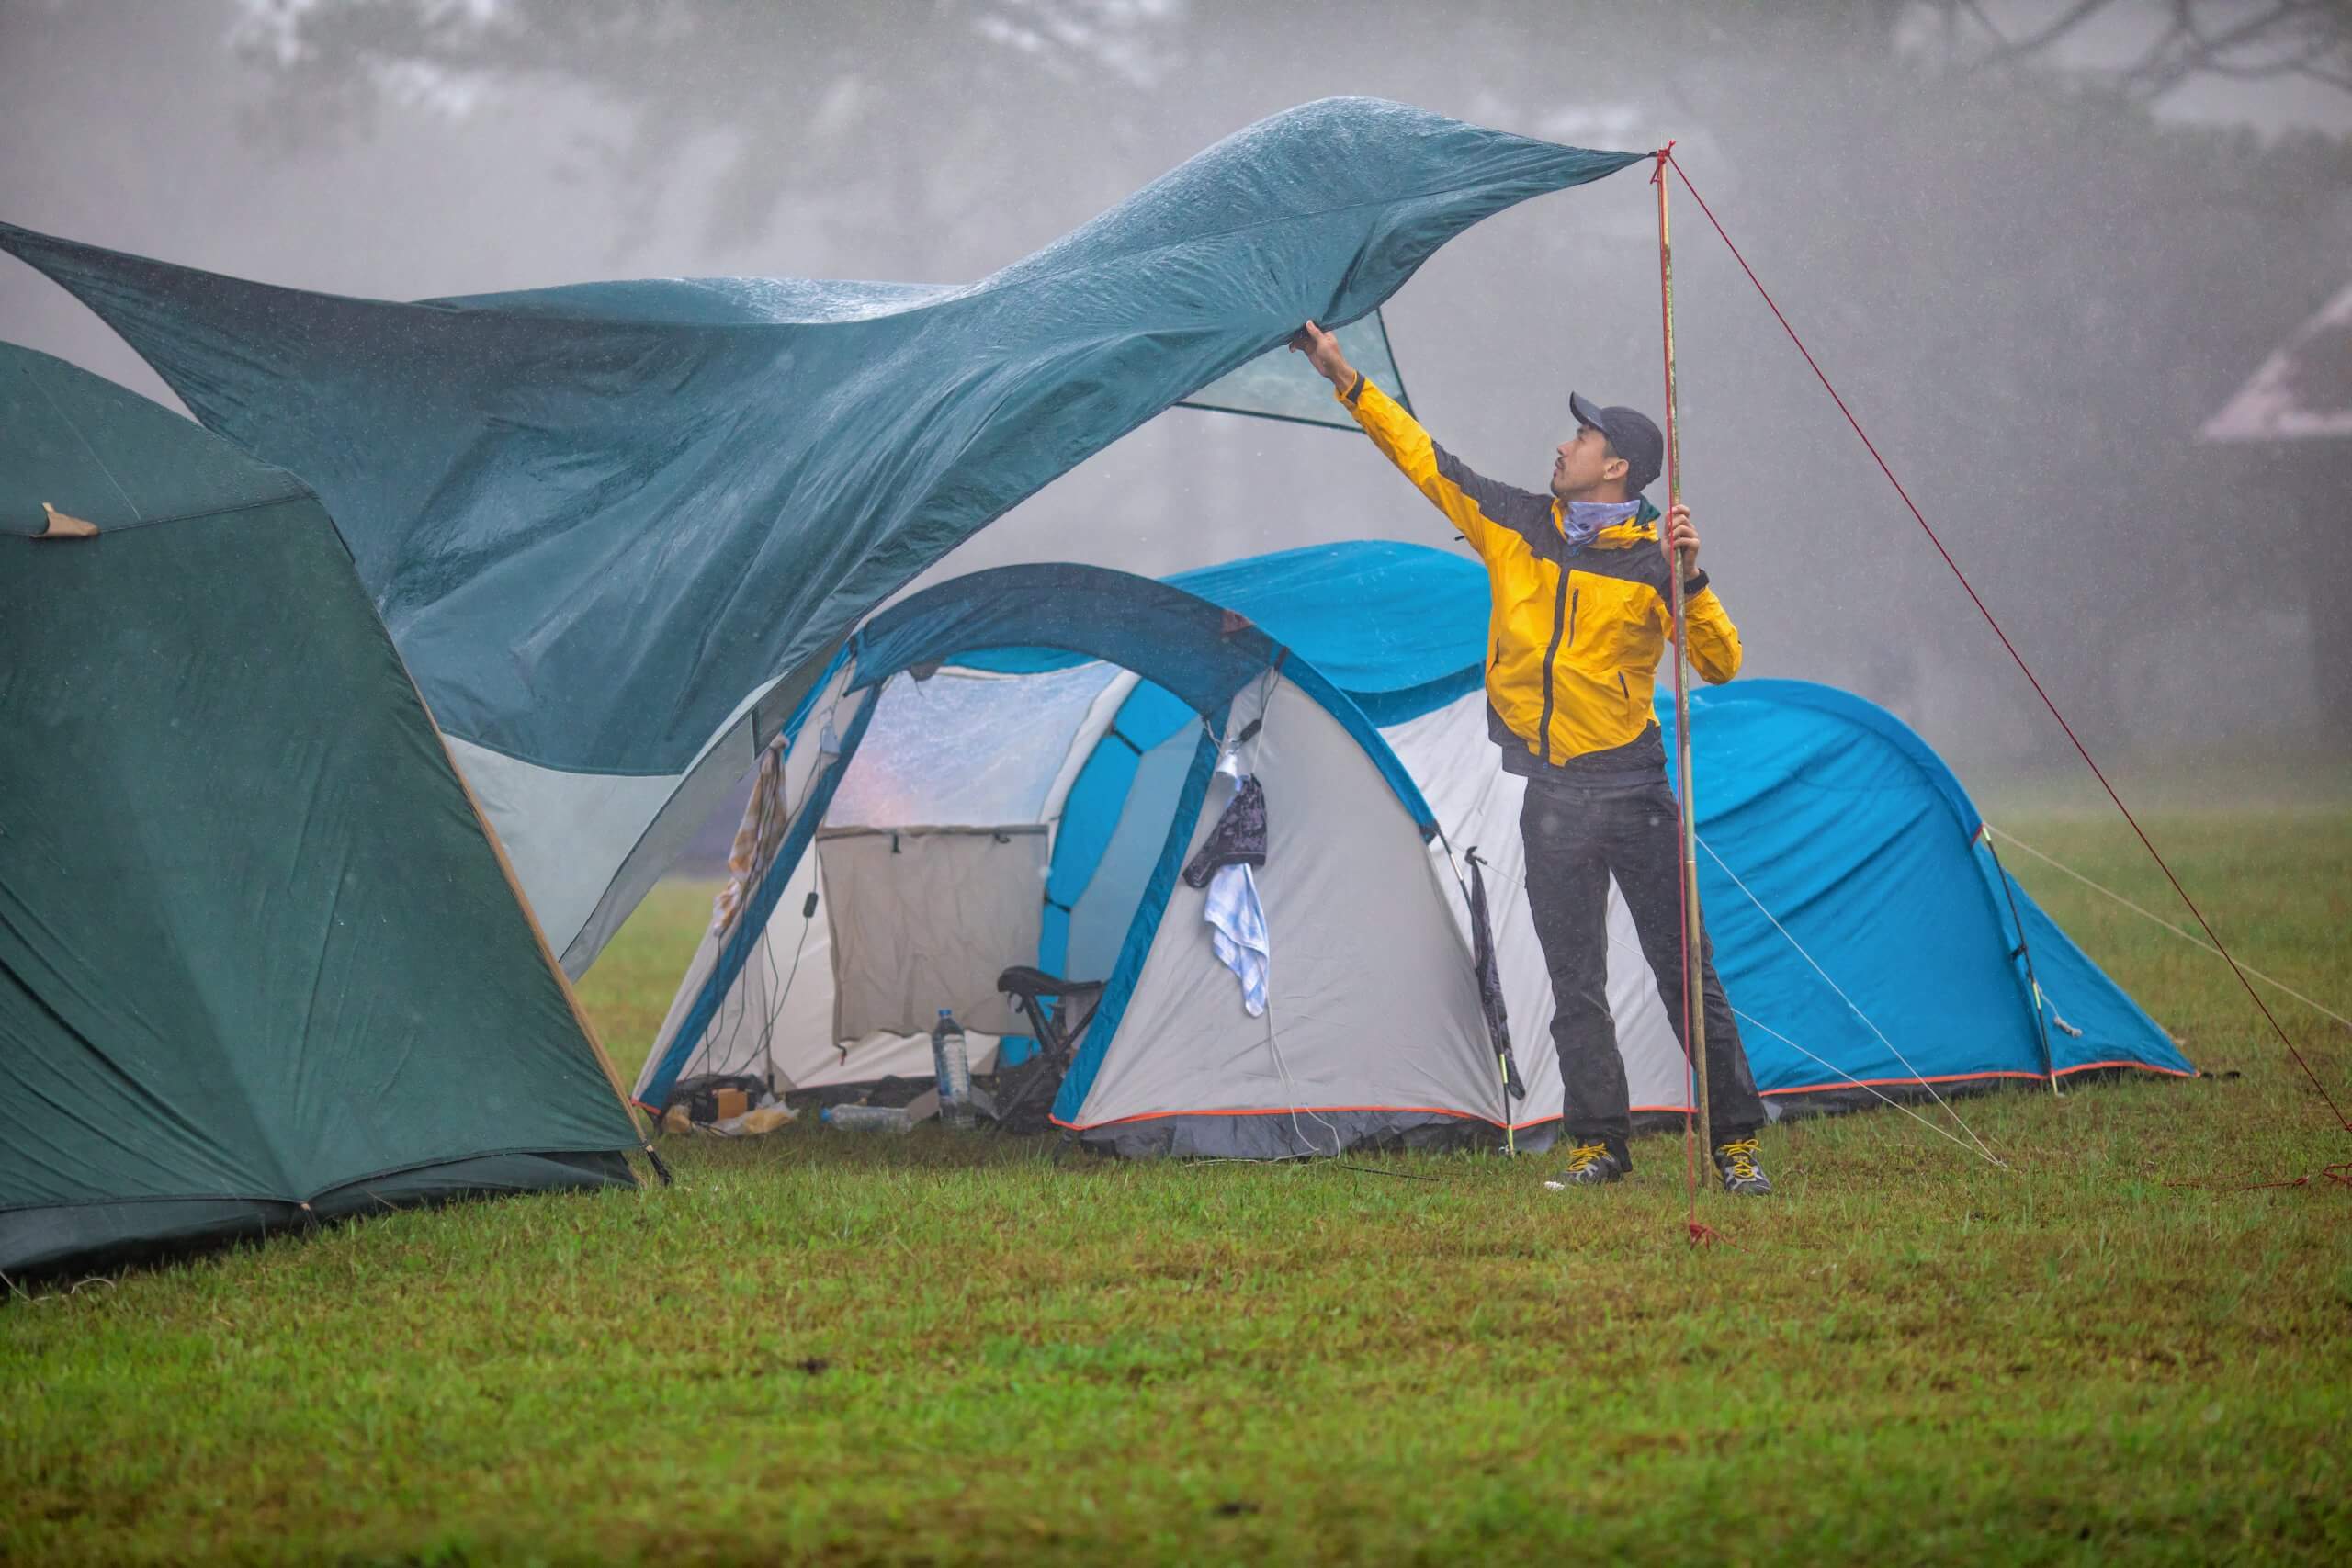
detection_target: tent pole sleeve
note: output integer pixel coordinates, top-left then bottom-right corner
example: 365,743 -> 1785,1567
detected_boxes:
1983,832 -> 2063,1095
1654,145 -> 1711,1159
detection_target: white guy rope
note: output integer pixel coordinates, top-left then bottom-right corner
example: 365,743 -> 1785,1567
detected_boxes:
1986,824 -> 2352,1033
1597,922 -> 2007,1169
1729,1006 -> 2006,1167
1695,833 -> 2004,1168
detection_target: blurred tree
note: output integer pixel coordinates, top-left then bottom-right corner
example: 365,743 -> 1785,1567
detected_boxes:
229,0 -> 1185,270
1906,0 -> 2352,100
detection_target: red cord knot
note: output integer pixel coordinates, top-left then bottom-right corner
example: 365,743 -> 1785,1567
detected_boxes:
2167,1161 -> 2352,1193
1650,140 -> 1677,185
1686,1220 -> 1731,1247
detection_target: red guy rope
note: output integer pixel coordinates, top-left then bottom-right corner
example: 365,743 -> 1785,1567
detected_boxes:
1660,149 -> 2350,1139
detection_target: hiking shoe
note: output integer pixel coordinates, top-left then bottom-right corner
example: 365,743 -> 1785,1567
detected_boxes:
1543,1142 -> 1625,1189
1713,1137 -> 1773,1196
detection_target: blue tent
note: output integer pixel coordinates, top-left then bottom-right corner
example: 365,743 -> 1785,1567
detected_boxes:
643,543 -> 2190,1158
0,97 -> 1642,979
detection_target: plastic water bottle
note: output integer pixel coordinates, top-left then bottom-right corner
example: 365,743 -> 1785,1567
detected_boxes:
932,1010 -> 974,1130
819,1103 -> 911,1134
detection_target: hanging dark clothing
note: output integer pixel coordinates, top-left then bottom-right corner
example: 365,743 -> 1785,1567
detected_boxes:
1182,774 -> 1267,888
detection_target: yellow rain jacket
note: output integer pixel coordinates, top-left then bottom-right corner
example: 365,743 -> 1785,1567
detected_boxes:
1341,376 -> 1742,781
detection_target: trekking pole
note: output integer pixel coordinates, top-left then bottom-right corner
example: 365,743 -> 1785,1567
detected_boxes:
1653,144 -> 1711,1157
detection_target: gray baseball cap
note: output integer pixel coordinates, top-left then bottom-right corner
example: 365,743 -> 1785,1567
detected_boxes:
1569,392 -> 1664,497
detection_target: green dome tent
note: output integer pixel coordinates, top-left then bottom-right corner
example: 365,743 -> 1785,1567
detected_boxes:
0,344 -> 646,1278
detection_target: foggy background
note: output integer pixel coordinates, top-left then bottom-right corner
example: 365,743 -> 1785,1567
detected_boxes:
6,0 -> 2348,794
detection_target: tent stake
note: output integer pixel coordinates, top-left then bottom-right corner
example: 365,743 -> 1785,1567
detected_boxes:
1653,145 -> 1711,1164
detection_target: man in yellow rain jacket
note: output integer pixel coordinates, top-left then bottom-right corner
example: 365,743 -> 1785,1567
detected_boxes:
1290,320 -> 1770,1195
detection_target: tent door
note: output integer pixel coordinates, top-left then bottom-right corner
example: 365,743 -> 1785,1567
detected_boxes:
816,825 -> 1046,1039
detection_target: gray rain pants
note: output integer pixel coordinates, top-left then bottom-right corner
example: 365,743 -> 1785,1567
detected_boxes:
1518,772 -> 1766,1170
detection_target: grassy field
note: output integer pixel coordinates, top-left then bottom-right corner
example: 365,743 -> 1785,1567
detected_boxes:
5,804 -> 2348,1564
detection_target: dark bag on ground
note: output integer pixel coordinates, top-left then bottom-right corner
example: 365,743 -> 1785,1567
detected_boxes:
666,1073 -> 770,1124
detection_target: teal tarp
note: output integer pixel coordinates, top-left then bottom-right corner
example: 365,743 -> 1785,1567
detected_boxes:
0,98 -> 1639,780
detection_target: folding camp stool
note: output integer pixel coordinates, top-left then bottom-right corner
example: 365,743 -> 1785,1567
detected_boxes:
990,966 -> 1105,1134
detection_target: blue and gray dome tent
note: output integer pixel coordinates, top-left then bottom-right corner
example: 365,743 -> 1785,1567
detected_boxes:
639,542 -> 2192,1157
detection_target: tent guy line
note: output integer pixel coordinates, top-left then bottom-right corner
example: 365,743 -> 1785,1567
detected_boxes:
1660,146 -> 2352,1141
1726,1009 -> 1999,1163
1696,834 -> 2005,1168
1985,827 -> 2352,1033
1594,926 -> 2003,1166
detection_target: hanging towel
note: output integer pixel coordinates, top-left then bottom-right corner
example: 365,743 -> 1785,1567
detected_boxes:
1187,755 -> 1270,1015
1204,863 -> 1270,1018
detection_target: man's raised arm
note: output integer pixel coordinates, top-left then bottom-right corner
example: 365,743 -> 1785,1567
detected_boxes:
1288,320 -> 1536,558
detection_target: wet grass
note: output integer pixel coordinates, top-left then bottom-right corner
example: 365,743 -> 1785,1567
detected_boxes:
4,805 -> 2347,1564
